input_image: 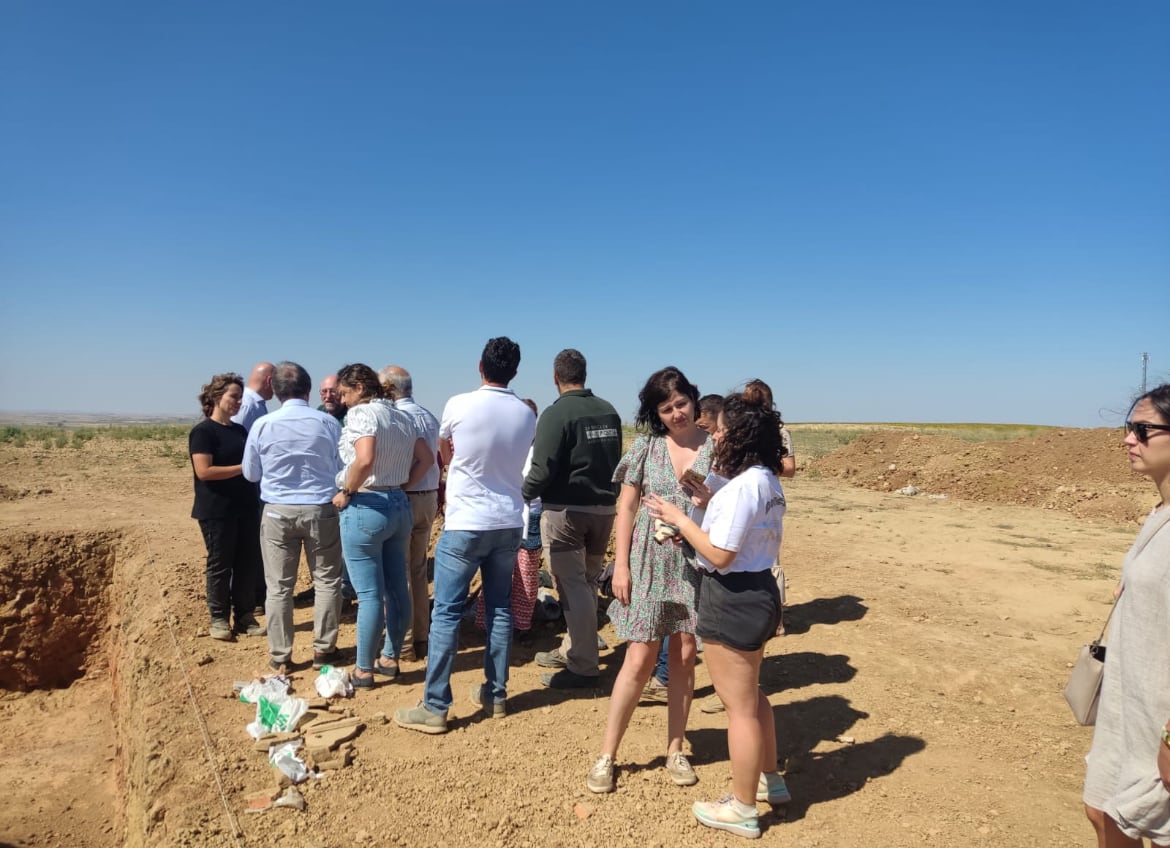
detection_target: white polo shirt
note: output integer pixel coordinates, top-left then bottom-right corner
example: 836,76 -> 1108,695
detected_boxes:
440,385 -> 536,531
696,466 -> 785,574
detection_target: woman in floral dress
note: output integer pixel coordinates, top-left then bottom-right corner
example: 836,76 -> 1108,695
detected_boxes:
586,366 -> 712,794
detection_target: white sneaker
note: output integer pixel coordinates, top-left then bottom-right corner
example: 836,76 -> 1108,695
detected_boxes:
757,772 -> 791,804
587,754 -> 615,793
665,751 -> 698,786
692,794 -> 760,839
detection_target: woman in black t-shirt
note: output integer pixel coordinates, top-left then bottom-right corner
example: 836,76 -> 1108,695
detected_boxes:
188,373 -> 262,641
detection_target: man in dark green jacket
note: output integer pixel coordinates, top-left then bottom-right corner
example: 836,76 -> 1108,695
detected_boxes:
526,349 -> 623,688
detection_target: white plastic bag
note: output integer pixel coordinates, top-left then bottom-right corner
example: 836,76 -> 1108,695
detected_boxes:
314,665 -> 353,699
268,740 -> 310,784
238,675 -> 291,705
246,695 -> 310,739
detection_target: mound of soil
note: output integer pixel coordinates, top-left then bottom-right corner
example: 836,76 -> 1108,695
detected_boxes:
809,428 -> 1151,523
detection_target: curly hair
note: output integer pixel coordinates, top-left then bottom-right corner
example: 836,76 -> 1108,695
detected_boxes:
481,337 -> 521,384
198,373 -> 243,418
336,363 -> 385,403
713,391 -> 785,477
634,366 -> 700,436
743,378 -> 785,425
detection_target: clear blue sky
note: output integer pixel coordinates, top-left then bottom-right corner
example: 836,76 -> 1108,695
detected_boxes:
1,1 -> 1166,426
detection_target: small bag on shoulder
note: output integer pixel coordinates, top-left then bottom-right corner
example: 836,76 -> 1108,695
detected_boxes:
1064,640 -> 1107,726
1063,601 -> 1117,726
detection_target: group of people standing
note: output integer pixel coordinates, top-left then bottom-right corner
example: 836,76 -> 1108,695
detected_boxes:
189,339 -> 797,839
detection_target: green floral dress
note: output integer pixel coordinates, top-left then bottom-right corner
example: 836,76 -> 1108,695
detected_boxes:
607,433 -> 713,642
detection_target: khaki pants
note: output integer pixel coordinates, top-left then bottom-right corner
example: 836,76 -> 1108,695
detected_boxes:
542,508 -> 615,677
260,503 -> 342,663
403,490 -> 438,646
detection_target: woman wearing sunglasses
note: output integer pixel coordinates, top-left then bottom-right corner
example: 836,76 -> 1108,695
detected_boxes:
1084,383 -> 1170,848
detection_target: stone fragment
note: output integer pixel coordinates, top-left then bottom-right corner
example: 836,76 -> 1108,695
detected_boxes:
273,786 -> 306,812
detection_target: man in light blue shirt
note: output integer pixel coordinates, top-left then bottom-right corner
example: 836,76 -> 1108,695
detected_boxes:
380,365 -> 441,660
244,361 -> 344,672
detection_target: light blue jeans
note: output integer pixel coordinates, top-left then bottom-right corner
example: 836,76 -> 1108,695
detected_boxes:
339,490 -> 412,671
423,527 -> 522,715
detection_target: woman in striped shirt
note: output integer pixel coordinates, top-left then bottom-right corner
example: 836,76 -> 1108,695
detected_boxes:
332,363 -> 434,688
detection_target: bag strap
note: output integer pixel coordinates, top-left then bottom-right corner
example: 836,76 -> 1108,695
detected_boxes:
1095,595 -> 1119,644
1100,511 -> 1170,644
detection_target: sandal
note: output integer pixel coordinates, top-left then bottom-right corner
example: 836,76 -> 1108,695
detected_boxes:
351,669 -> 376,689
373,658 -> 400,680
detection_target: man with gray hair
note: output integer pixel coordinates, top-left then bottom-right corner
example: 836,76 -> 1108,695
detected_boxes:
243,361 -> 345,672
380,365 -> 441,661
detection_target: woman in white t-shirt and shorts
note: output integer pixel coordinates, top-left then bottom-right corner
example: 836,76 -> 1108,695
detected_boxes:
645,385 -> 788,840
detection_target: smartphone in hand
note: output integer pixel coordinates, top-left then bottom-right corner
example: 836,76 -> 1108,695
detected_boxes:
679,468 -> 706,492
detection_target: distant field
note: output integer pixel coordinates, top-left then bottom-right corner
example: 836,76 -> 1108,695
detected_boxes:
621,422 -> 1061,462
3,420 -> 1061,460
0,423 -> 191,449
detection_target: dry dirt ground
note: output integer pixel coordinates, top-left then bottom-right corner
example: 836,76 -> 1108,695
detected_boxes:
0,428 -> 1155,847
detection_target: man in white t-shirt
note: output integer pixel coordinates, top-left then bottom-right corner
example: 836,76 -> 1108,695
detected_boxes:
394,337 -> 536,734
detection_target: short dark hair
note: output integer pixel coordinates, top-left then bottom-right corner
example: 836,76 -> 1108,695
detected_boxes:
272,361 -> 311,401
198,373 -> 243,418
481,337 -> 521,385
634,366 -> 700,436
698,394 -> 724,420
714,391 -> 785,477
336,363 -> 385,402
553,349 -> 587,385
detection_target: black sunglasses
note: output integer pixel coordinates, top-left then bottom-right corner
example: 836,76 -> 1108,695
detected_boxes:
1125,421 -> 1170,444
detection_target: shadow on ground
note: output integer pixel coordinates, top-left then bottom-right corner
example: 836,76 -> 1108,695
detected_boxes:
690,693 -> 925,821
782,594 -> 868,635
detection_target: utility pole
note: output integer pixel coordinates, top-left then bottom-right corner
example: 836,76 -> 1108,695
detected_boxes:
1141,352 -> 1149,394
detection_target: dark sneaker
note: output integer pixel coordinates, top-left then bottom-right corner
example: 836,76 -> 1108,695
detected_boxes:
394,702 -> 448,734
540,669 -> 599,689
209,619 -> 233,641
587,754 -> 615,793
692,795 -> 760,839
312,650 -> 338,670
534,648 -> 568,668
470,684 -> 506,718
293,587 -> 315,607
235,616 -> 265,637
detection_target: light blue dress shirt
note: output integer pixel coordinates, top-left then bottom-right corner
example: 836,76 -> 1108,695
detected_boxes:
232,387 -> 268,432
243,399 -> 343,504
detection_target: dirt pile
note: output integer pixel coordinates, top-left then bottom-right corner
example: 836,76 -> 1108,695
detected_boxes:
809,428 -> 1151,523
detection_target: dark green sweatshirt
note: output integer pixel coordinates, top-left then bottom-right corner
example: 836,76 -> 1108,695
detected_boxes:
522,389 -> 622,507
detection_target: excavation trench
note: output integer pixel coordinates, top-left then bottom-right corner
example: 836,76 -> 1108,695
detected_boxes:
0,530 -> 128,847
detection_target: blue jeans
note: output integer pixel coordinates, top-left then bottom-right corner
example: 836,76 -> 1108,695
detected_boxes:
423,527 -> 522,715
655,635 -> 670,685
339,490 -> 412,671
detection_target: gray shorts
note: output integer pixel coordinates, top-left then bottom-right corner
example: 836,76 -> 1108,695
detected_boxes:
696,569 -> 781,652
